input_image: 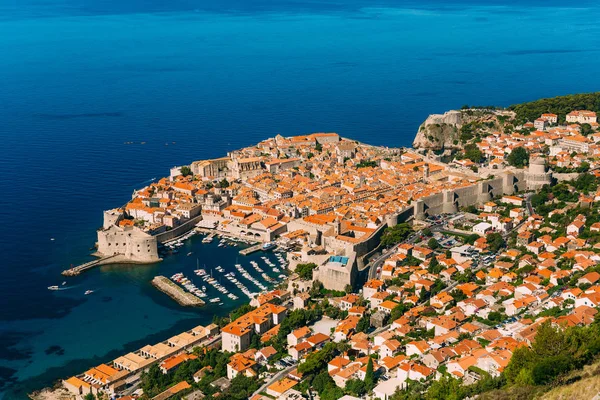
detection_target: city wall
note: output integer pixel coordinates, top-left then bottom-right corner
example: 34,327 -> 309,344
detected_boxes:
414,171 -> 526,220
155,215 -> 203,243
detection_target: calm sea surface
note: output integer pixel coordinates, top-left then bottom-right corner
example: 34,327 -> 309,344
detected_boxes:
1,0 -> 600,398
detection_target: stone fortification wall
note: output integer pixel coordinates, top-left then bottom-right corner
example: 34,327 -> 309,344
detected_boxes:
97,225 -> 160,263
415,171 -> 527,220
314,252 -> 357,292
154,215 -> 203,243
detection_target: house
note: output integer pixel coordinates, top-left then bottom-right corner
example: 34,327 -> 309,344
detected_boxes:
288,341 -> 311,360
222,303 -> 287,352
396,362 -> 433,384
227,354 -> 256,380
405,341 -> 429,357
63,377 -> 92,396
427,317 -> 458,336
412,247 -> 434,260
255,346 -> 277,363
447,355 -> 478,378
422,348 -> 456,369
373,379 -> 405,400
501,195 -> 524,206
475,350 -> 512,377
328,356 -> 352,373
160,354 -> 198,374
566,110 -> 597,124
578,272 -> 600,286
266,378 -> 298,398
567,220 -> 585,237
526,241 -> 544,255
473,222 -> 492,235
378,300 -> 399,314
293,292 -> 310,310
363,279 -> 385,299
575,292 -> 600,308
287,326 -> 311,347
340,294 -> 360,310
380,339 -> 402,358
334,315 -> 360,342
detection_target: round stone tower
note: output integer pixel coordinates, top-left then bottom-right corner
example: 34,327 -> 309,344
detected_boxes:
526,157 -> 552,190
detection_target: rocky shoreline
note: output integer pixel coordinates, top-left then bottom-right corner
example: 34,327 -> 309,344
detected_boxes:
151,276 -> 205,307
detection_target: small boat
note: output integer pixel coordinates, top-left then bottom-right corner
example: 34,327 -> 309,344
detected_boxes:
187,252 -> 193,256
262,242 -> 276,251
84,290 -> 94,295
62,281 -> 67,286
50,238 -> 55,241
48,285 -> 59,291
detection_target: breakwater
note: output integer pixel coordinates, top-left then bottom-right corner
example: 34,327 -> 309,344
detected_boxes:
151,276 -> 205,307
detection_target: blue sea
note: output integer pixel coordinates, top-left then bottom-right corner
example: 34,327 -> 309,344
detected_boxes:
1,0 -> 599,398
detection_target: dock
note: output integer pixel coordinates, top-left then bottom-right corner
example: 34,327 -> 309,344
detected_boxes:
61,255 -> 119,276
151,276 -> 205,307
239,243 -> 264,256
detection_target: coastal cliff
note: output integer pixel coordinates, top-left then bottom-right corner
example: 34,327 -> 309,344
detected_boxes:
413,109 -> 516,150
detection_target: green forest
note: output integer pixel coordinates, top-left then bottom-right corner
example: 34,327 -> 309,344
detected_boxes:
509,92 -> 600,124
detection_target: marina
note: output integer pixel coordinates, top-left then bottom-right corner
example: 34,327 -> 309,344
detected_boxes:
157,232 -> 290,307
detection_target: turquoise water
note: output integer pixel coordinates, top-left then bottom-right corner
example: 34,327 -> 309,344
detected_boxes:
1,1 -> 600,398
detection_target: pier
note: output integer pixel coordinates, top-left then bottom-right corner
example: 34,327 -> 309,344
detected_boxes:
239,243 -> 264,255
61,255 -> 119,276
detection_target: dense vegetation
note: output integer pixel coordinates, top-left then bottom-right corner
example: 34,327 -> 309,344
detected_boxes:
509,92 -> 600,124
380,223 -> 413,247
356,160 -> 378,168
507,147 -> 529,168
295,262 -> 317,280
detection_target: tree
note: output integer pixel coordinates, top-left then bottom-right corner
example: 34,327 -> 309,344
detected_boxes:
295,263 -> 317,280
486,232 -> 505,253
345,379 -> 367,396
465,234 -> 480,245
428,257 -> 442,275
450,289 -> 467,302
380,223 -> 413,247
365,357 -> 375,390
507,146 -> 529,168
356,315 -> 370,333
298,342 -> 338,375
427,237 -> 440,250
426,375 -> 464,400
344,284 -> 353,294
390,303 -> 409,321
180,166 -> 192,176
464,143 -> 483,163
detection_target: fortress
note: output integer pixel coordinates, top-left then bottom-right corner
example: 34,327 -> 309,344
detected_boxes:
95,210 -> 161,263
